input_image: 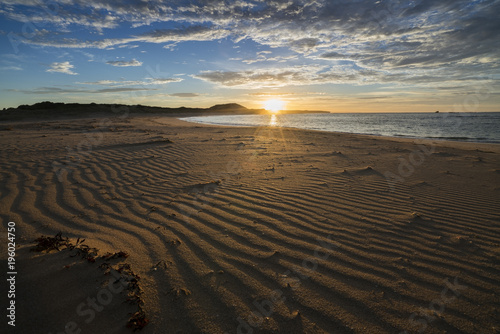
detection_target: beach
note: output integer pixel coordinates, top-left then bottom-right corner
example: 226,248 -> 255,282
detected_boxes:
1,114 -> 499,334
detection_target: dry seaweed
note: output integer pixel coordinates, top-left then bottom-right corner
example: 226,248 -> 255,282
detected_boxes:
31,233 -> 148,330
127,310 -> 149,331
32,232 -> 71,252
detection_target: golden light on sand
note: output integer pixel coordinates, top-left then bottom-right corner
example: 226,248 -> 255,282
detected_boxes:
263,99 -> 286,113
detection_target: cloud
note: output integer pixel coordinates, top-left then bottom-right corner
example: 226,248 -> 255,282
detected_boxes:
289,38 -> 320,53
12,25 -> 231,50
0,66 -> 22,71
148,78 -> 183,84
78,80 -> 130,86
195,71 -> 245,86
106,59 -> 142,67
10,87 -> 84,94
2,0 -> 499,86
242,54 -> 298,64
78,78 -> 182,86
96,87 -> 151,93
46,61 -> 78,75
319,52 -> 350,60
194,64 -> 366,88
118,44 -> 139,49
0,5 -> 120,33
138,25 -> 231,43
8,86 -> 152,94
248,92 -> 298,97
170,93 -> 199,97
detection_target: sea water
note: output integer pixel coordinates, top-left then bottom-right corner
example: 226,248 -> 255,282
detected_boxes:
180,112 -> 500,143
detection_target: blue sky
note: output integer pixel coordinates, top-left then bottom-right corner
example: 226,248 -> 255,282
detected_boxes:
0,0 -> 499,112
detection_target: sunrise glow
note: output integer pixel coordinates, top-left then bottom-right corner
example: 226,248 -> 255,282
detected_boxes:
263,99 -> 286,113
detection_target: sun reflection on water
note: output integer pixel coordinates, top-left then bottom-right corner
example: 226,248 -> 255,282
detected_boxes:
269,114 -> 277,126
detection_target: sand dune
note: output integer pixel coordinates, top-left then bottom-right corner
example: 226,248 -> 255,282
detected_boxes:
0,115 -> 499,333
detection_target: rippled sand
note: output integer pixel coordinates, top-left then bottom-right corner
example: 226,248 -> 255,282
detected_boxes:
1,114 -> 499,333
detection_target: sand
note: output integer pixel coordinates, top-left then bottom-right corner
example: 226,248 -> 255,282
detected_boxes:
0,113 -> 499,334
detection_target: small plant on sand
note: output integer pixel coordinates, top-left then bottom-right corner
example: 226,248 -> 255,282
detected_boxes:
117,263 -> 148,331
32,232 -> 72,252
127,310 -> 149,331
101,251 -> 129,260
31,233 -> 148,331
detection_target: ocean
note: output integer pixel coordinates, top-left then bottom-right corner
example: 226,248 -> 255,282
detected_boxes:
180,112 -> 500,144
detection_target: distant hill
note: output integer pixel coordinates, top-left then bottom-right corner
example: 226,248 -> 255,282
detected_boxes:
208,103 -> 248,111
0,101 -> 328,121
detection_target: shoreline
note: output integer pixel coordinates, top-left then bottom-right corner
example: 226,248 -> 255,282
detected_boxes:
176,116 -> 500,152
178,112 -> 500,146
1,113 -> 499,333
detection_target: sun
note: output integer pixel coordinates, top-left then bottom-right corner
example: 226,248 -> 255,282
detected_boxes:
263,99 -> 286,113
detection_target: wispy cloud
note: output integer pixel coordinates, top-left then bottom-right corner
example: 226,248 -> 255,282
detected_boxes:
96,87 -> 151,93
138,25 -> 231,43
106,59 -> 142,67
7,86 -> 153,94
0,66 -> 22,71
194,64 -> 373,88
8,75 -> 185,96
78,78 -> 182,86
46,61 -> 78,75
242,54 -> 298,65
14,25 -> 232,50
149,78 -> 183,84
170,93 -> 199,97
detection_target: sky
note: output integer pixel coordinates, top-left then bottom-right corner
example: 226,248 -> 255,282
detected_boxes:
0,0 -> 499,112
